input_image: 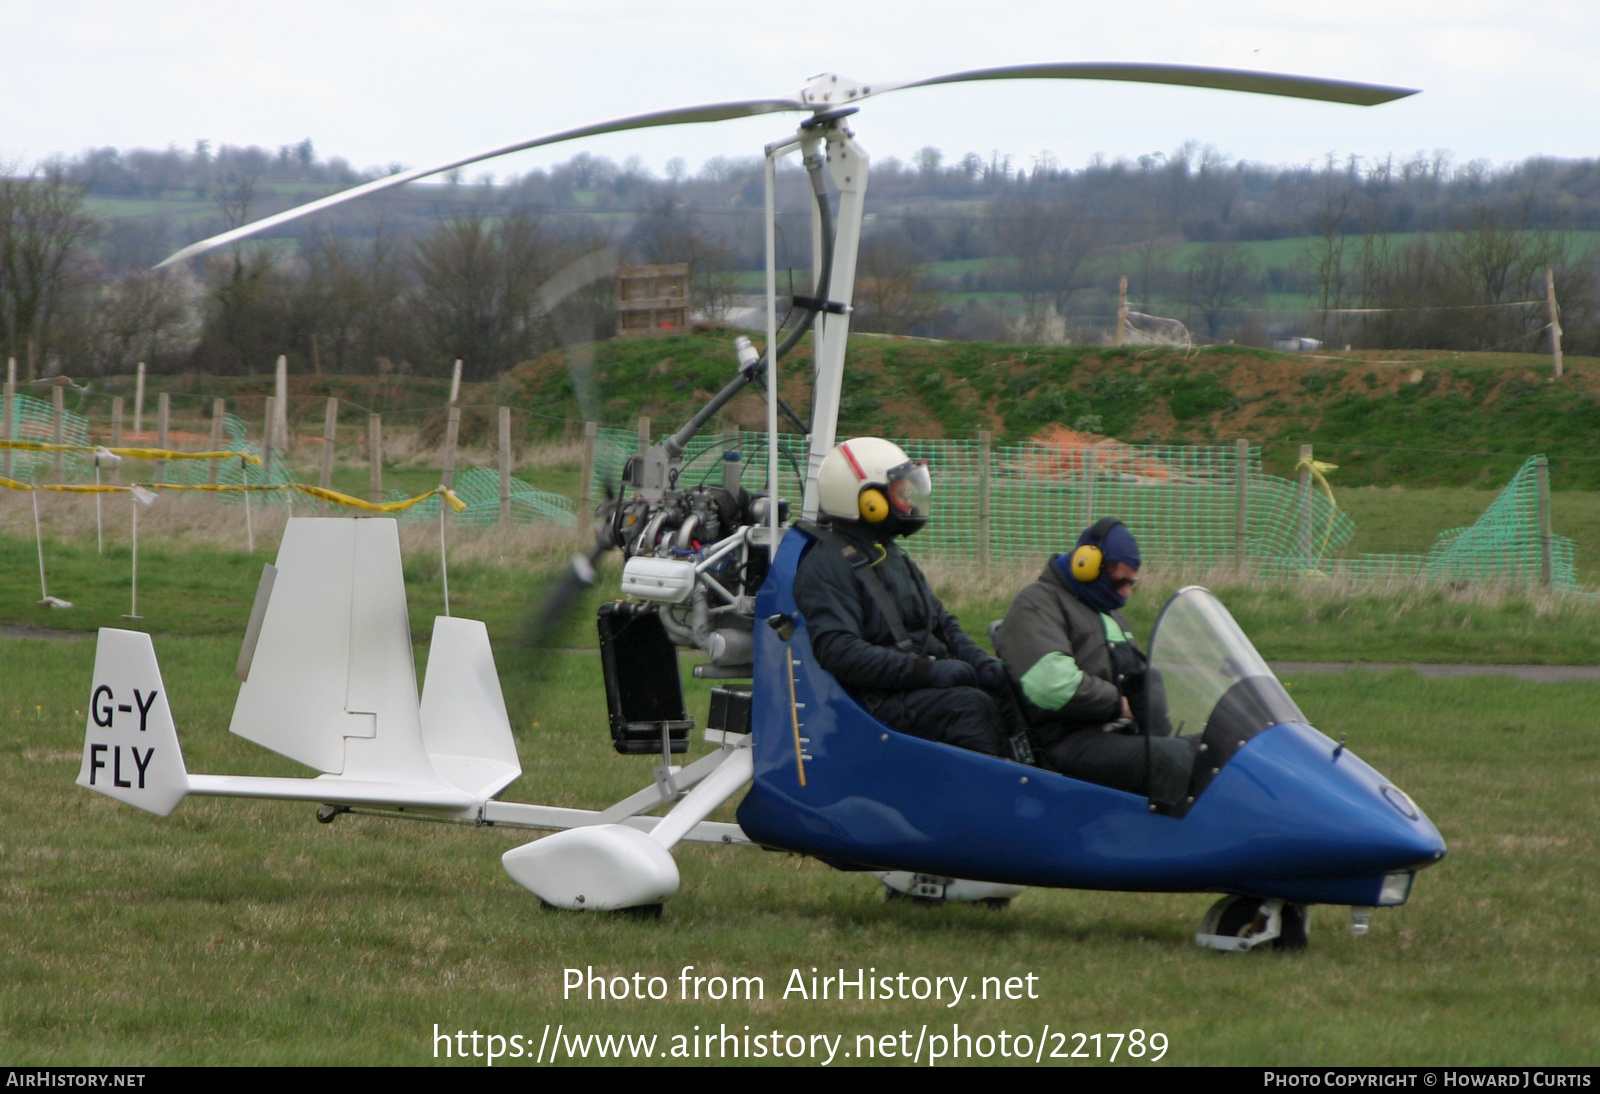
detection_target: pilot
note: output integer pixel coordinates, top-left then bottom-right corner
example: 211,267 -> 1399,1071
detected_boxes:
994,519 -> 1195,803
792,437 -> 1010,756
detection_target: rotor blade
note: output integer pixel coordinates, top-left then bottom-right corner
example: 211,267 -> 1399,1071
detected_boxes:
870,62 -> 1417,107
156,97 -> 805,268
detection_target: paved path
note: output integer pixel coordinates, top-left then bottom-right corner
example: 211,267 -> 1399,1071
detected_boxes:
1271,661 -> 1600,682
4,628 -> 1595,683
0,624 -> 88,642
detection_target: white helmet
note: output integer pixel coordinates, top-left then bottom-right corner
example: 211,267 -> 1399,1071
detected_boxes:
816,437 -> 932,535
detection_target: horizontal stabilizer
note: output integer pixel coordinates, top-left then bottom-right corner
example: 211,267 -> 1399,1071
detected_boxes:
78,629 -> 189,816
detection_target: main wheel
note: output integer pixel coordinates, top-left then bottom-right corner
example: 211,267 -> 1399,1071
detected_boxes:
1273,902 -> 1311,951
1195,896 -> 1307,952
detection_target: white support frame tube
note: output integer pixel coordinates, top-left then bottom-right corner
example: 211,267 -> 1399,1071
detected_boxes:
803,124 -> 870,519
763,145 -> 782,559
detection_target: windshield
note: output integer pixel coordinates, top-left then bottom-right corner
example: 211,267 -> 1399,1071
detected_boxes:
1148,586 -> 1303,739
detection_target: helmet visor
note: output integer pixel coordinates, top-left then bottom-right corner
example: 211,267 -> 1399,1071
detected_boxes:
885,460 -> 932,521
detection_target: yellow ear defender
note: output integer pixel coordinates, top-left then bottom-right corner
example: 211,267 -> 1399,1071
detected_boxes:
1070,543 -> 1103,581
1069,518 -> 1124,582
859,488 -> 890,523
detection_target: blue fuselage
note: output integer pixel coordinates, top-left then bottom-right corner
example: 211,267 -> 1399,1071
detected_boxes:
736,530 -> 1446,906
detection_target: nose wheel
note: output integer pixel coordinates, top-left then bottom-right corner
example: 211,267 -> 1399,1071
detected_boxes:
1195,896 -> 1311,951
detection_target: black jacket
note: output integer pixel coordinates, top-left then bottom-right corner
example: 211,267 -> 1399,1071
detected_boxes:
995,560 -> 1153,736
793,521 -> 994,705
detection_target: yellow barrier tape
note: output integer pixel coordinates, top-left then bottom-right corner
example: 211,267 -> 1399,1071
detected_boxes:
1,476 -> 464,514
0,439 -> 261,464
1295,456 -> 1343,558
3,476 -> 126,494
139,483 -> 286,493
290,483 -> 467,513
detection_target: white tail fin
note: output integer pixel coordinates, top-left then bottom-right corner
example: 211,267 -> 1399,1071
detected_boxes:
230,518 -> 439,785
77,629 -> 190,816
419,616 -> 521,799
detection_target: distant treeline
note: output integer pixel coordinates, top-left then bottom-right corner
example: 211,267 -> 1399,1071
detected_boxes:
0,140 -> 1596,380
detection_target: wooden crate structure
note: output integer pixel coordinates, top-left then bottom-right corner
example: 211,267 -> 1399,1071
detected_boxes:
615,263 -> 691,337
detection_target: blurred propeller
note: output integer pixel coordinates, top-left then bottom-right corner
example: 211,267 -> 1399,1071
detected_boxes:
157,63 -> 1415,268
522,483 -> 620,651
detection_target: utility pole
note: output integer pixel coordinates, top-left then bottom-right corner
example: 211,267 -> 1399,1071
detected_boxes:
1546,267 -> 1563,380
1115,275 -> 1128,347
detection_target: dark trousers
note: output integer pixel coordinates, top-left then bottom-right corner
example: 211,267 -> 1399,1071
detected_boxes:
873,687 -> 1006,756
1044,729 -> 1195,803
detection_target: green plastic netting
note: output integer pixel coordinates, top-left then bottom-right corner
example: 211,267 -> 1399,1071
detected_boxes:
379,466 -> 576,527
1336,456 -> 1574,587
597,426 -> 1575,589
7,400 -> 1577,589
1,394 -> 92,481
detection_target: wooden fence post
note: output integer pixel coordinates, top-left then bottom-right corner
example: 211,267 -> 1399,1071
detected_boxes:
208,399 -> 225,485
579,420 -> 597,517
156,392 -> 170,484
1536,455 -> 1553,587
368,413 -> 382,503
1,379 -> 12,481
1235,438 -> 1250,568
1297,443 -> 1313,562
977,429 -> 992,569
441,405 -> 461,490
319,398 -> 338,492
262,396 -> 277,485
498,407 -> 512,524
1546,268 -> 1564,380
133,362 -> 145,436
52,385 -> 65,481
1115,274 -> 1128,347
449,359 -> 463,405
274,354 -> 289,454
637,416 -> 651,454
109,397 -> 122,483
1082,446 -> 1097,527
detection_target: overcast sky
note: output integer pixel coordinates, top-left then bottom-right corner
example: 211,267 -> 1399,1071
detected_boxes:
3,1 -> 1595,183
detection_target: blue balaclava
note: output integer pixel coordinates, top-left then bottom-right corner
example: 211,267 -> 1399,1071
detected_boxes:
1054,520 -> 1141,614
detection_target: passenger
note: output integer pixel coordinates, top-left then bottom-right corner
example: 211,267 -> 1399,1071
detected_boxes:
792,438 -> 1010,756
994,519 -> 1195,803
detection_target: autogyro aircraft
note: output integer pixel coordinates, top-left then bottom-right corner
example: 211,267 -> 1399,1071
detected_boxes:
79,63 -> 1445,950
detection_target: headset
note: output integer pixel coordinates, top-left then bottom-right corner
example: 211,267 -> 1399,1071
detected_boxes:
859,487 -> 890,523
1069,517 -> 1125,582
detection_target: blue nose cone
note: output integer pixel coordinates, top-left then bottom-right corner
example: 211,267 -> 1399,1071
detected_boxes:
1193,721 -> 1447,893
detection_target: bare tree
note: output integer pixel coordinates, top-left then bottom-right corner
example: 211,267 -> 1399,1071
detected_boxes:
70,268 -> 201,374
1186,242 -> 1259,338
853,233 -> 942,336
0,162 -> 100,371
299,222 -> 414,373
196,172 -> 294,373
627,201 -> 737,320
1303,155 -> 1355,344
410,209 -> 566,378
991,196 -> 1101,335
1357,199 -> 1594,351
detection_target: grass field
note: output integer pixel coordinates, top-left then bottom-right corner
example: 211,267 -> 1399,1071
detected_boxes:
2,498 -> 1599,1066
3,618 -> 1597,1065
6,437 -> 1600,1068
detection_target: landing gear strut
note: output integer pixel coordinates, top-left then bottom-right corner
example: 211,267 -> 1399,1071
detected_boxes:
875,872 -> 1027,910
